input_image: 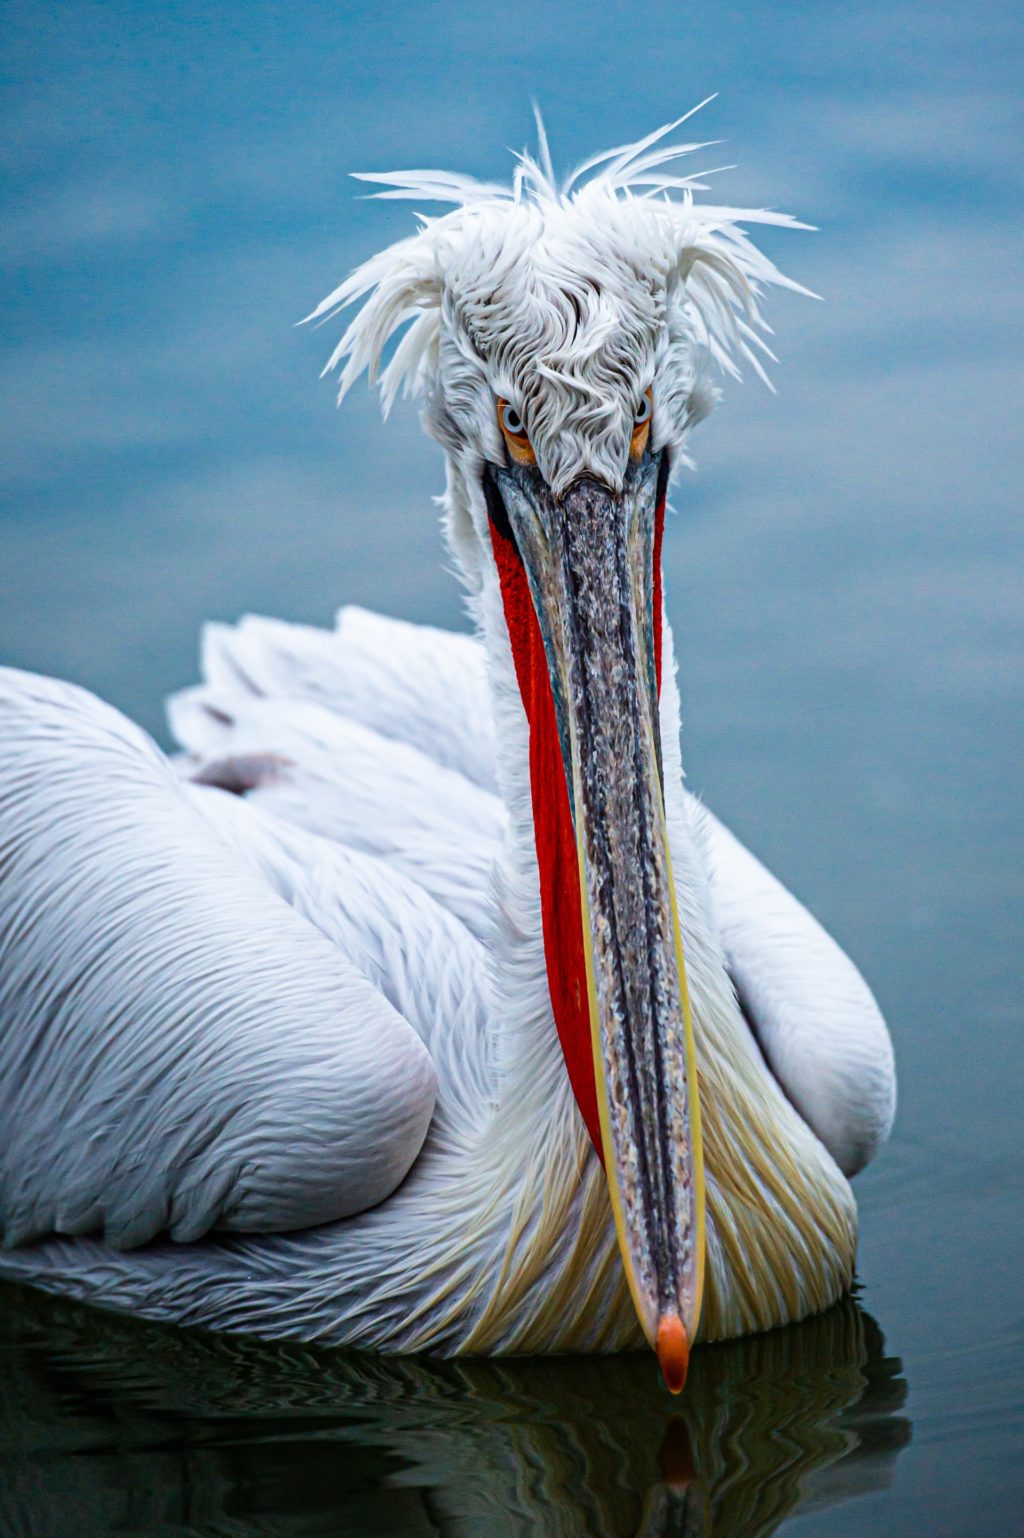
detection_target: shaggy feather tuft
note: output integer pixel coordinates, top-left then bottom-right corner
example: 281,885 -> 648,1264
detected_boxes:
304,107 -> 814,495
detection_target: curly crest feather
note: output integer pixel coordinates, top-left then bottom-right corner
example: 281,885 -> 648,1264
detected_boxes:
306,104 -> 814,496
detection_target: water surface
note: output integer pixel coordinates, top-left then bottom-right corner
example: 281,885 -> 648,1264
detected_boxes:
1,1285 -> 910,1537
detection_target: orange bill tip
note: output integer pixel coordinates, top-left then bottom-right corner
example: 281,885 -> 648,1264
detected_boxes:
656,1312 -> 690,1395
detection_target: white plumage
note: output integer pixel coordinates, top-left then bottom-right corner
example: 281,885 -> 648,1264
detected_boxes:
0,113 -> 894,1377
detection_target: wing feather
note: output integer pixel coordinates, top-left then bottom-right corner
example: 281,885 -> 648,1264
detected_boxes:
700,807 -> 896,1175
0,668 -> 437,1250
169,607 -> 497,791
186,697 -> 502,941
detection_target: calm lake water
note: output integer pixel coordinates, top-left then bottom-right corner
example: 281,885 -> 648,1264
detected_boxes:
2,2 -> 1022,1534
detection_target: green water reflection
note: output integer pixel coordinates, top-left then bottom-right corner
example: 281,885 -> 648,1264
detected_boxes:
0,1282 -> 908,1537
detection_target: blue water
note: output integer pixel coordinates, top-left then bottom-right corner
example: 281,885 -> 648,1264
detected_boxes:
2,2 -> 1022,1533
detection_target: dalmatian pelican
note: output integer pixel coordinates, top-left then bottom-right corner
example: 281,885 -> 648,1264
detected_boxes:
0,113 -> 895,1393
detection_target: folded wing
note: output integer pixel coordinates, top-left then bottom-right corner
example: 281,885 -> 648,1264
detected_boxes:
0,667 -> 437,1252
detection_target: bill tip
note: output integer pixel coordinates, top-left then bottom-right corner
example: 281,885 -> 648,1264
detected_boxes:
656,1312 -> 690,1394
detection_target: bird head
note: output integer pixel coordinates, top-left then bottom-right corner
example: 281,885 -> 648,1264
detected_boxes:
308,108 -> 810,1392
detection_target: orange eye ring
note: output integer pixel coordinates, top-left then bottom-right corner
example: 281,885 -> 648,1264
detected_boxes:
497,398 -> 536,466
630,388 -> 653,459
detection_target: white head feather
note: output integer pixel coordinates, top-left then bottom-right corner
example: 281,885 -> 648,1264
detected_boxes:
306,105 -> 813,586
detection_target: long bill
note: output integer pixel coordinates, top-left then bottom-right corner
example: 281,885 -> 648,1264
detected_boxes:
486,452 -> 706,1393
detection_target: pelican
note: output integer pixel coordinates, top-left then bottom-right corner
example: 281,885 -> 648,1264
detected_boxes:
0,114 -> 895,1393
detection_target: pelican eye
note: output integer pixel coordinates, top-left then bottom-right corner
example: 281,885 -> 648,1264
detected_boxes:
497,398 -> 536,466
630,388 -> 653,457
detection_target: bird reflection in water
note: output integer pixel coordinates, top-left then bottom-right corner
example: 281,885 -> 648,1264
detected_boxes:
0,1283 -> 909,1537
636,1418 -> 710,1536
